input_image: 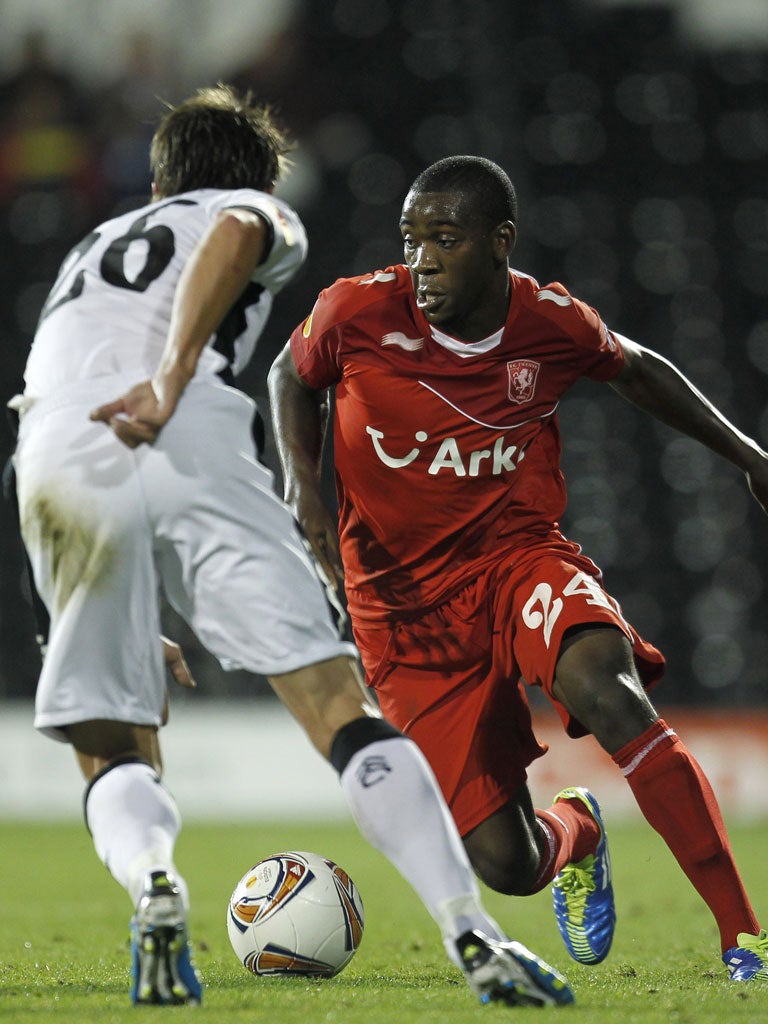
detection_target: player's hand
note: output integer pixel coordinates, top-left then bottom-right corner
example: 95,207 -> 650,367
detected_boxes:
160,635 -> 196,727
90,379 -> 176,448
162,635 -> 196,689
293,491 -> 344,591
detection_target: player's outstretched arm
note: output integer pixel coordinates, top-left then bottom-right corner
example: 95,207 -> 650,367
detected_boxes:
90,208 -> 268,448
268,342 -> 343,589
610,333 -> 768,512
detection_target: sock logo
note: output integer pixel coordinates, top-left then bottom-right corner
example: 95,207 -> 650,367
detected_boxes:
356,755 -> 392,788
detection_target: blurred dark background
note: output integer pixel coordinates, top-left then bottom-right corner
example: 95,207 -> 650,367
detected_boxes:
1,0 -> 767,710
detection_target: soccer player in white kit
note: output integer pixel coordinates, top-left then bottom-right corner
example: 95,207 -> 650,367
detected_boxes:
11,86 -> 575,1008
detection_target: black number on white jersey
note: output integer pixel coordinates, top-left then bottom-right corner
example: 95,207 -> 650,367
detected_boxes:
100,213 -> 175,292
38,231 -> 101,322
38,198 -> 197,324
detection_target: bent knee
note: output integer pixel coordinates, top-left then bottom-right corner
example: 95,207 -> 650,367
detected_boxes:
467,845 -> 540,896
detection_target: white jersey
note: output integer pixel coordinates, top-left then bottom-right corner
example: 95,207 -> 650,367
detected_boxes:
23,188 -> 307,398
14,186 -> 352,741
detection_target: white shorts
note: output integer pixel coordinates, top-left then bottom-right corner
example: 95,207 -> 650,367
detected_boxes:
13,376 -> 355,741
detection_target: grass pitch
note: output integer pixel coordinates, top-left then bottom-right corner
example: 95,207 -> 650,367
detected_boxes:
1,818 -> 766,1022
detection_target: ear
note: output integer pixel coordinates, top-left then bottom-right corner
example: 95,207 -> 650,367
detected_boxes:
494,221 -> 516,261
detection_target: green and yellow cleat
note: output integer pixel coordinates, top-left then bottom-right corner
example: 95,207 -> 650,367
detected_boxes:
723,929 -> 768,981
551,787 -> 615,965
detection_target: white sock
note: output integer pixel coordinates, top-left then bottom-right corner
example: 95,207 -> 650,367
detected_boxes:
339,736 -> 505,960
85,761 -> 188,910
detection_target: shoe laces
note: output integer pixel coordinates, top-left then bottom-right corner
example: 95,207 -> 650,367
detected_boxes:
735,929 -> 768,958
553,855 -> 597,921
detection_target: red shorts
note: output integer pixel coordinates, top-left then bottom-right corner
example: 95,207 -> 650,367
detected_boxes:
354,537 -> 665,836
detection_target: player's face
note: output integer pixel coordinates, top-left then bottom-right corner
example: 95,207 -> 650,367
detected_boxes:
400,189 -> 513,341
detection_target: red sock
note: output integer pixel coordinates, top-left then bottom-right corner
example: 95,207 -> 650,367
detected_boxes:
527,796 -> 602,894
614,718 -> 759,951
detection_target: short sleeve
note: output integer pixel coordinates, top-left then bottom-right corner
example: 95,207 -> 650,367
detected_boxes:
289,285 -> 345,389
534,281 -> 625,381
208,189 -> 308,294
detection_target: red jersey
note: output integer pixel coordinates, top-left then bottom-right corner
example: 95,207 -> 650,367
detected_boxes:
290,265 -> 625,622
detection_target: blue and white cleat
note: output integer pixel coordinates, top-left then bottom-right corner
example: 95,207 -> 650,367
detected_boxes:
130,870 -> 202,1005
455,929 -> 575,1007
551,787 -> 615,965
723,929 -> 768,981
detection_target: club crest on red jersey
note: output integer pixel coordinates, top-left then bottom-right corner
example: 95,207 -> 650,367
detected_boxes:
507,359 -> 540,404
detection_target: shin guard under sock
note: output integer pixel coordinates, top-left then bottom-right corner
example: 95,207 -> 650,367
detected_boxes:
337,731 -> 504,946
85,759 -> 186,909
614,718 -> 759,950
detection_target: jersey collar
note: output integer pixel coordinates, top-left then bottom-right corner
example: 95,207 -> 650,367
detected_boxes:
428,324 -> 504,357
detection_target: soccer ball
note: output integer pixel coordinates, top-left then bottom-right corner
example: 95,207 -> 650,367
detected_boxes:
227,851 -> 365,977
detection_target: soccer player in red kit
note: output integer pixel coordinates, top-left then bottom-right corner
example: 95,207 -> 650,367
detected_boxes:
269,154 -> 768,981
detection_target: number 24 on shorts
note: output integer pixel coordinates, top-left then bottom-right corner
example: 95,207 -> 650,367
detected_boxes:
522,571 -> 626,648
